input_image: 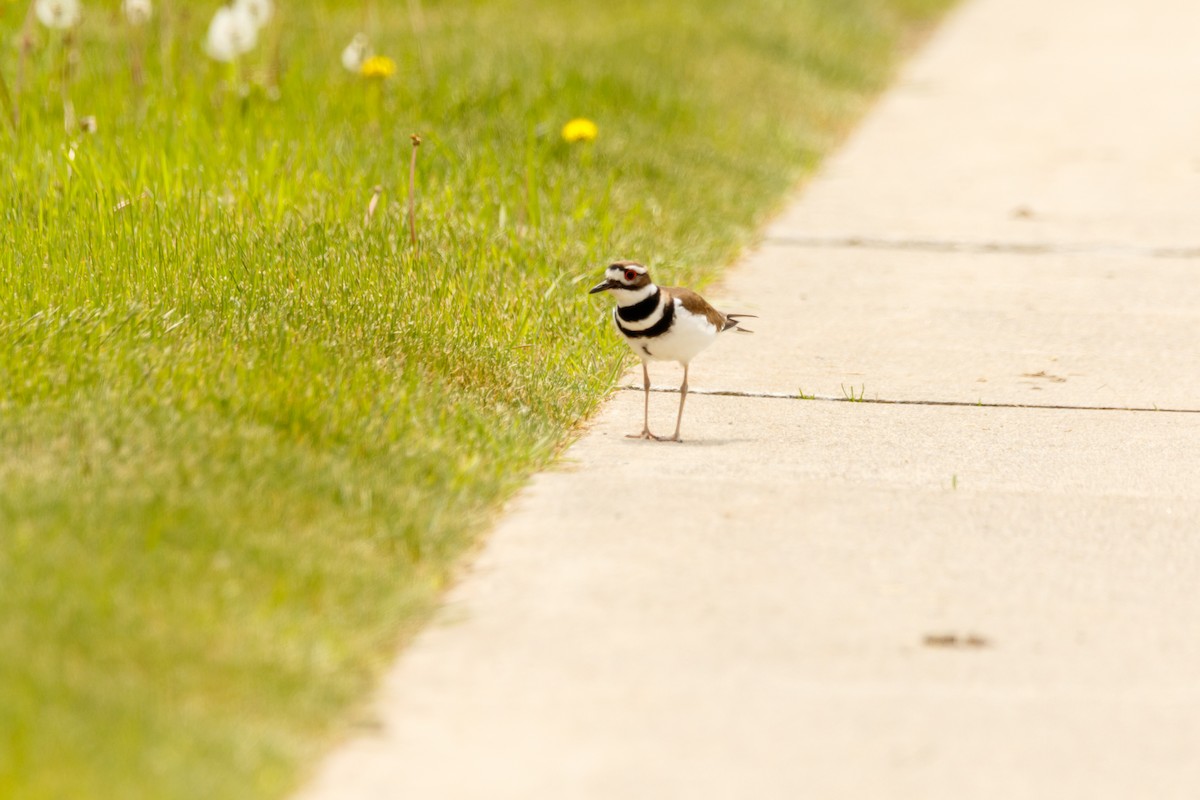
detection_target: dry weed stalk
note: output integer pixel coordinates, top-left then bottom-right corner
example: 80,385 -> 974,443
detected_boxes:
408,133 -> 421,246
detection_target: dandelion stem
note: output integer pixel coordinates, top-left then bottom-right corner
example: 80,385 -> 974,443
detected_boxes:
0,71 -> 17,136
61,30 -> 77,133
523,129 -> 541,230
268,2 -> 283,99
160,0 -> 176,95
408,133 -> 421,247
13,0 -> 38,129
366,80 -> 381,131
129,25 -> 145,92
407,0 -> 434,80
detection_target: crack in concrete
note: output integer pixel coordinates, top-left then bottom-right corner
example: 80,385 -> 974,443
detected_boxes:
619,385 -> 1200,414
764,234 -> 1200,259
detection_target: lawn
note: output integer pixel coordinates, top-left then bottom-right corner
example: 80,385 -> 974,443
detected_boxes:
0,0 -> 951,797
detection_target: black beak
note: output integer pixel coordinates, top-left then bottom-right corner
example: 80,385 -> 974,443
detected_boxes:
589,279 -> 618,294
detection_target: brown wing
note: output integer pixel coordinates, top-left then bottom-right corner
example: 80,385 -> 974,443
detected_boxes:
665,287 -> 754,332
664,287 -> 727,329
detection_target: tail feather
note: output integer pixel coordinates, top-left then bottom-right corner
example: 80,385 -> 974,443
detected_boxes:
723,313 -> 757,334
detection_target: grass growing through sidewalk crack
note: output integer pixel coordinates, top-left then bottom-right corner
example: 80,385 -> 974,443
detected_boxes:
0,1 -> 953,798
841,383 -> 869,401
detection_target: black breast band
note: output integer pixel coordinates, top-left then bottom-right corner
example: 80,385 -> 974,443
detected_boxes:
617,298 -> 674,338
616,288 -> 662,323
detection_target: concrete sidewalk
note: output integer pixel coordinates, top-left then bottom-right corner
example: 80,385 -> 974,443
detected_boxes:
300,0 -> 1200,797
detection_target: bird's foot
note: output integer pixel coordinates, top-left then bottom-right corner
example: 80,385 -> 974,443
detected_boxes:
626,429 -> 661,441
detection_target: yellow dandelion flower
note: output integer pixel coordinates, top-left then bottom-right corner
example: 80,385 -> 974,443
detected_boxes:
561,117 -> 598,143
361,55 -> 397,79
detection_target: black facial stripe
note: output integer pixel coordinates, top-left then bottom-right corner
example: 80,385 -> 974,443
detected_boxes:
616,288 -> 662,323
617,298 -> 674,338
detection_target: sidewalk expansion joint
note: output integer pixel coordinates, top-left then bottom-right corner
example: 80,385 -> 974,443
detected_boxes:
619,385 -> 1200,414
764,234 -> 1200,259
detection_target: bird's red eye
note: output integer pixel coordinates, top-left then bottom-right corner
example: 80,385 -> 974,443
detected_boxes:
624,269 -> 637,282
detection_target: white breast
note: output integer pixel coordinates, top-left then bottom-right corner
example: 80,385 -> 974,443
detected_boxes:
624,299 -> 719,365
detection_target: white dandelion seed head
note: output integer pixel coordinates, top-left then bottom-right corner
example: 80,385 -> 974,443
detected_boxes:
205,4 -> 259,63
234,0 -> 273,28
123,0 -> 153,25
35,0 -> 82,29
341,33 -> 371,73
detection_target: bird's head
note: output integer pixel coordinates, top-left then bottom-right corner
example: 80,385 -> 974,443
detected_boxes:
588,261 -> 652,295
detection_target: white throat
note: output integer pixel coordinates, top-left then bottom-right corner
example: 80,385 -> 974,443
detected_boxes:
612,283 -> 657,306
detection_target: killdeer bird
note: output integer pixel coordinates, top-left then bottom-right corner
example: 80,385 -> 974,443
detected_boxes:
589,261 -> 754,442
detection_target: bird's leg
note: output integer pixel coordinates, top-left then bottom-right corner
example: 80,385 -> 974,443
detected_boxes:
626,360 -> 658,440
667,364 -> 689,443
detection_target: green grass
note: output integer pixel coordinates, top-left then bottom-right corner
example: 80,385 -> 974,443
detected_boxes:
0,0 -> 952,797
